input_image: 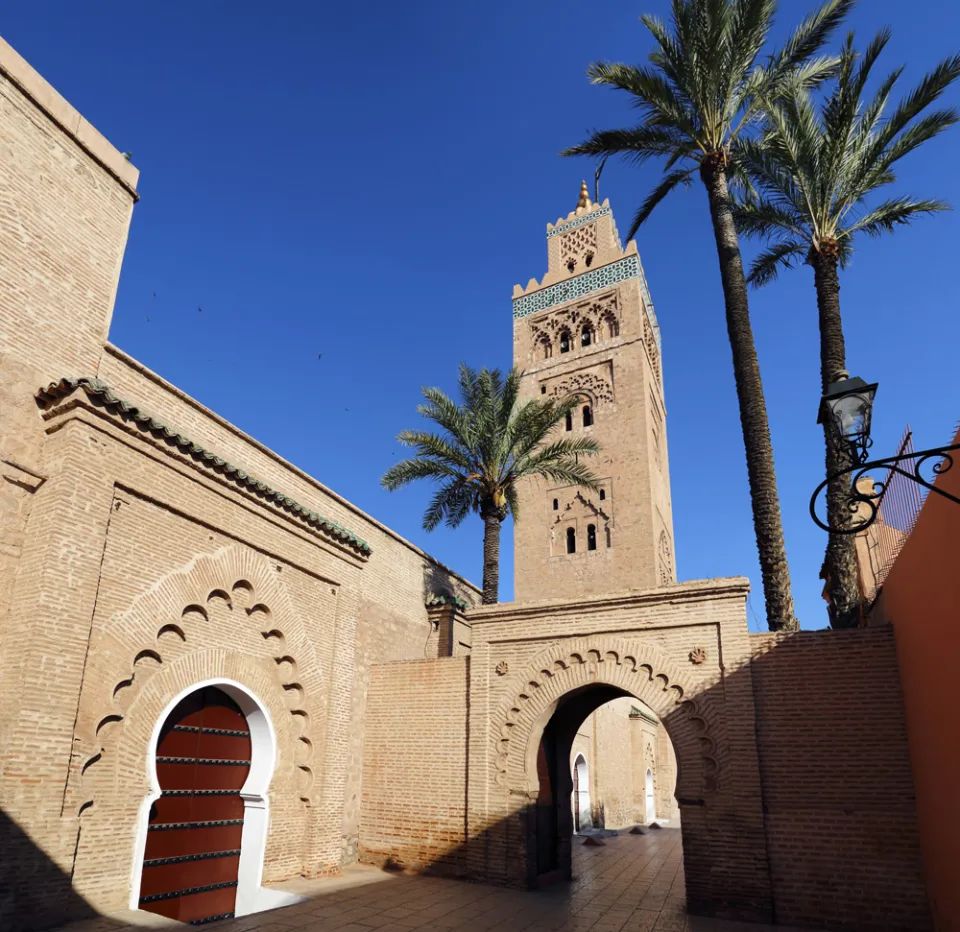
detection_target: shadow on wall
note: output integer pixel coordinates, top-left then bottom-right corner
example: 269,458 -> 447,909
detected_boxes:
421,562 -> 472,607
357,628 -> 933,931
0,807 -> 98,932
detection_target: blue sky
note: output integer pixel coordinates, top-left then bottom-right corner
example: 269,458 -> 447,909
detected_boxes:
5,1 -> 958,629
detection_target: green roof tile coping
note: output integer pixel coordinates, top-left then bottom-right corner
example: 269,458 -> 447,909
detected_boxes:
426,592 -> 471,611
37,377 -> 372,556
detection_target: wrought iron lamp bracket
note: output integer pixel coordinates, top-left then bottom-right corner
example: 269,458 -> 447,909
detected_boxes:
810,442 -> 960,534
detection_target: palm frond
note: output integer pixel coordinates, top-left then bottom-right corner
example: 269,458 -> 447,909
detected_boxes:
562,126 -> 692,165
732,194 -> 808,241
843,197 -> 950,239
626,168 -> 697,240
767,0 -> 855,85
383,365 -> 601,533
745,240 -> 807,286
381,456 -> 461,492
394,430 -> 473,470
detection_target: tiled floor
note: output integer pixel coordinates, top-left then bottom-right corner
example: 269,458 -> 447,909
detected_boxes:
55,829 -> 812,932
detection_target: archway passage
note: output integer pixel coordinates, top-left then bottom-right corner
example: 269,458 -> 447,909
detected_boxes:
139,686 -> 251,924
529,684 -> 679,889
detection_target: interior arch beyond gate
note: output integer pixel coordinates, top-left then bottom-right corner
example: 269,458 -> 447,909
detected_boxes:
485,635 -> 773,922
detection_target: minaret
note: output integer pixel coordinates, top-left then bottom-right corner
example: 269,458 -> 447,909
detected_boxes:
512,183 -> 675,602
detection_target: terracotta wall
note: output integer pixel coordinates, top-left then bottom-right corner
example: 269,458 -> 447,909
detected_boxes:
751,628 -> 930,931
871,427 -> 960,931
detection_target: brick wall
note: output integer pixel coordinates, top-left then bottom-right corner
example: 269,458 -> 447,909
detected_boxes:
751,628 -> 931,931
358,658 -> 469,875
593,698 -> 638,828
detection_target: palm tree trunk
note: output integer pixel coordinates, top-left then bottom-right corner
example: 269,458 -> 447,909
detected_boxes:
700,157 -> 797,631
481,510 -> 502,604
811,249 -> 861,628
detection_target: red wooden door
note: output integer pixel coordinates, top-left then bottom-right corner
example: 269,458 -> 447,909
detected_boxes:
139,686 -> 251,925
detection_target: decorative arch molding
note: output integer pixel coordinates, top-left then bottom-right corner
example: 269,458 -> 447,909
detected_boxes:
64,546 -> 331,910
491,637 -> 719,802
126,676 -> 304,917
550,372 -> 614,406
528,293 -> 621,356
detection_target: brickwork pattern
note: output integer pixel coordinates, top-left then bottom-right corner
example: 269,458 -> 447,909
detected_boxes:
512,200 -> 673,604
358,658 -> 469,875
750,628 -> 931,931
461,582 -> 773,921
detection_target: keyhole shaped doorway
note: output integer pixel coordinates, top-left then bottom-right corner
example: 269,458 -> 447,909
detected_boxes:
138,686 -> 251,924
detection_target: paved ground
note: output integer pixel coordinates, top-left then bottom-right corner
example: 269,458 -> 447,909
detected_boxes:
55,828 -> 813,932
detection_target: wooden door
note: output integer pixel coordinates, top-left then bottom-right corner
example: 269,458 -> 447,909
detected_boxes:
139,686 -> 251,925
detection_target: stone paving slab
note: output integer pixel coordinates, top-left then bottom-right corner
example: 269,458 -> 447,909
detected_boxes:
52,829 -> 818,932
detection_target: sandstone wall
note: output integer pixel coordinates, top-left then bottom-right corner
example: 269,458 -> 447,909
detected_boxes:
358,658 -> 469,874
592,698 -> 638,828
751,627 -> 930,931
0,35 -> 479,929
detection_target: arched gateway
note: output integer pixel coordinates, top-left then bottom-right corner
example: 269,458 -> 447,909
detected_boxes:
458,579 -> 776,922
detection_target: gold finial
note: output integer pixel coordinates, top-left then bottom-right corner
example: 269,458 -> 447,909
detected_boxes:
577,179 -> 591,209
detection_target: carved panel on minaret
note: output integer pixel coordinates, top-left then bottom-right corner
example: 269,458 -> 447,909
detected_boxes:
549,483 -> 613,556
643,307 -> 662,386
543,361 -> 615,407
558,222 -> 598,274
527,291 -> 620,361
658,530 -> 674,585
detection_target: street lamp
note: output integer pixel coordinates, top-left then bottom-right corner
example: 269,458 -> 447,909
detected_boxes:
809,373 -> 960,534
817,374 -> 878,465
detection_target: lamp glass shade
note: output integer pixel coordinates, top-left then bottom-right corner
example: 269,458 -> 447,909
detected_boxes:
819,377 -> 878,449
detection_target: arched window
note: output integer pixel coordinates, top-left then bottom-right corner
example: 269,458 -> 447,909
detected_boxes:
541,384 -> 547,394
566,527 -> 576,554
559,330 -> 571,354
605,315 -> 620,339
566,259 -> 576,273
538,337 -> 552,360
585,252 -> 594,268
565,411 -> 573,431
553,498 -> 559,511
587,524 -> 597,551
581,326 -> 593,348
582,405 -> 593,428
599,488 -> 606,501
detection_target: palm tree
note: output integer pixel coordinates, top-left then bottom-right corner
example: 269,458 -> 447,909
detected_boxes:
563,0 -> 853,630
382,364 -> 601,604
733,32 -> 960,627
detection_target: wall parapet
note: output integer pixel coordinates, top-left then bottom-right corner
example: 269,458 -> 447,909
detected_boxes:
37,377 -> 372,556
467,577 -> 750,627
0,35 -> 139,195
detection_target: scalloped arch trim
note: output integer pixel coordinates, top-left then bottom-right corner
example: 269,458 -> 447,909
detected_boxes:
492,637 -> 718,801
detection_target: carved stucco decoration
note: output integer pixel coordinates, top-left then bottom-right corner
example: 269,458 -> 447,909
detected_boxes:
68,547 -> 325,824
689,647 -> 707,665
549,371 -> 614,406
528,293 -> 620,353
495,660 -> 509,676
491,636 -> 719,801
